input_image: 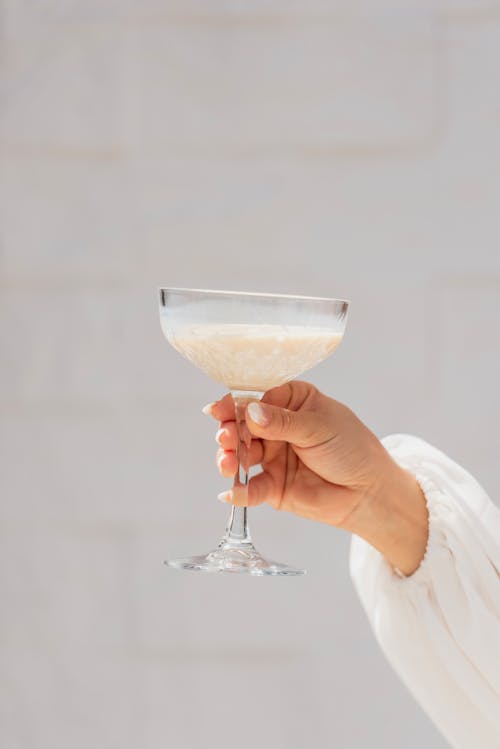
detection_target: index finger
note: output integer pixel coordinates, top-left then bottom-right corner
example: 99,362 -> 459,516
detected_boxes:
204,392 -> 235,421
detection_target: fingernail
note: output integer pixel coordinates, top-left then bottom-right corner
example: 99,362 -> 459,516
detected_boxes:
217,490 -> 232,503
247,402 -> 269,426
215,428 -> 225,444
202,402 -> 216,416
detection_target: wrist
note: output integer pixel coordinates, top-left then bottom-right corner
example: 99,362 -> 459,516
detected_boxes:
341,457 -> 429,576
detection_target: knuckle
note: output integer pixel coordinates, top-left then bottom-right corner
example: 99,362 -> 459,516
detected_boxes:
277,408 -> 292,434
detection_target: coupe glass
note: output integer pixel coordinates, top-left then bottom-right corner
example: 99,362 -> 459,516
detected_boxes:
159,288 -> 349,576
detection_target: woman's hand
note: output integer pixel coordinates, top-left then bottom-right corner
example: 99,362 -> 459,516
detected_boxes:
205,381 -> 429,576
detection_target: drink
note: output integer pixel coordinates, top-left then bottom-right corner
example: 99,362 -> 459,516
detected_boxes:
159,288 -> 349,575
161,322 -> 343,391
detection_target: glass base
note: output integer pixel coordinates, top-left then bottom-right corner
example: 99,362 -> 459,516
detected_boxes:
166,542 -> 305,576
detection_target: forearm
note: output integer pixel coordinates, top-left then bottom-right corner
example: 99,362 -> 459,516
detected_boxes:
341,458 -> 429,576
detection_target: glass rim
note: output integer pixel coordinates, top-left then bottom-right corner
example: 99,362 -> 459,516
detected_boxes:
158,286 -> 350,305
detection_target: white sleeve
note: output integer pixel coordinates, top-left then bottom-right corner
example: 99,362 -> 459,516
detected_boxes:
350,434 -> 500,749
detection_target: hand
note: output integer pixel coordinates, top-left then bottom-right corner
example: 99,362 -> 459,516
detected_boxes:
206,381 -> 428,575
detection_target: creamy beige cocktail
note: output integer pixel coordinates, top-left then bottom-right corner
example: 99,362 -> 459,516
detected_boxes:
161,322 -> 343,391
159,287 -> 349,576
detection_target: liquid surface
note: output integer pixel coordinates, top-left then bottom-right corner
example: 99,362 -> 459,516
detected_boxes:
161,322 -> 343,391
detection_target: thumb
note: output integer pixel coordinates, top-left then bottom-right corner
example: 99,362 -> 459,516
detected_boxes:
246,401 -> 330,448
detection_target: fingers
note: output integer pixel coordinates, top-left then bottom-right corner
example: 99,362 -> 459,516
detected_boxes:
216,448 -> 237,478
219,470 -> 281,508
248,471 -> 281,509
204,382 -> 321,449
215,421 -> 238,450
203,392 -> 235,421
216,440 -> 265,477
261,380 -> 316,410
245,400 -> 332,448
202,381 -> 318,422
215,422 -> 265,462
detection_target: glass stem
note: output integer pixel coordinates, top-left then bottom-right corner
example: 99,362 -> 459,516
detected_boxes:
222,389 -> 264,546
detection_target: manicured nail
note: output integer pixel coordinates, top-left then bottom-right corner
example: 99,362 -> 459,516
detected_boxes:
217,490 -> 232,503
202,402 -> 216,416
215,428 -> 225,444
247,402 -> 269,426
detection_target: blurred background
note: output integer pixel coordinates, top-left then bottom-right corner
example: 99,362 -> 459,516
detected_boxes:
1,2 -> 499,748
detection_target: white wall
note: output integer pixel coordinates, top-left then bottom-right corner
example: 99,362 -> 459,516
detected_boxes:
1,2 -> 499,747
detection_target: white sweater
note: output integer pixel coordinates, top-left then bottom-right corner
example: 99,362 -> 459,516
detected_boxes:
350,435 -> 500,749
